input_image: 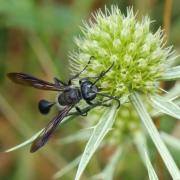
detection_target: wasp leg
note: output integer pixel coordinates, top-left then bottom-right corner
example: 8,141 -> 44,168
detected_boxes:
79,63 -> 114,85
66,101 -> 111,117
96,93 -> 120,108
68,56 -> 94,85
75,106 -> 88,116
86,98 -> 112,107
53,77 -> 67,87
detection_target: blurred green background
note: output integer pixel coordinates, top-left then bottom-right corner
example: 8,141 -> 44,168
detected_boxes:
0,0 -> 179,179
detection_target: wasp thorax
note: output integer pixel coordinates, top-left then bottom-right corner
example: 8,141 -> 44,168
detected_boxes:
58,88 -> 81,106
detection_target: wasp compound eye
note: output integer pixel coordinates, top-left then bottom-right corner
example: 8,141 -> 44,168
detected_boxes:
38,99 -> 54,115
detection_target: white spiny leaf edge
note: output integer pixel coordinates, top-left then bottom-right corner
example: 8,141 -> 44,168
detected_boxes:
160,66 -> 180,80
134,131 -> 158,180
56,127 -> 94,145
130,92 -> 180,179
150,95 -> 180,119
5,129 -> 44,152
53,155 -> 81,179
4,114 -> 73,152
75,106 -> 117,180
161,132 -> 180,150
102,146 -> 123,180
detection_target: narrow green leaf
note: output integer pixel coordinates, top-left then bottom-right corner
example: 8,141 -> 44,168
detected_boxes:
90,146 -> 123,180
75,106 -> 117,180
163,82 -> 180,100
159,66 -> 180,80
103,146 -> 123,180
144,148 -> 159,180
4,114 -> 73,152
151,95 -> 180,119
56,127 -> 94,145
5,129 -> 44,152
152,82 -> 180,118
134,131 -> 158,180
53,155 -> 81,179
130,92 -> 180,179
161,132 -> 180,150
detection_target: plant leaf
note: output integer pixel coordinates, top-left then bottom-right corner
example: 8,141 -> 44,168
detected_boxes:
4,114 -> 74,153
150,95 -> 180,119
144,147 -> 159,180
90,146 -> 124,180
161,132 -> 180,150
159,66 -> 180,80
53,155 -> 81,179
130,92 -> 180,179
56,127 -> 94,145
134,131 -> 158,180
163,82 -> 180,100
5,129 -> 44,152
75,106 -> 117,180
102,146 -> 123,180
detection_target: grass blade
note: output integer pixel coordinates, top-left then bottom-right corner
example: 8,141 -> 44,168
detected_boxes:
102,146 -> 123,180
159,66 -> 180,80
90,146 -> 124,180
56,127 -> 94,145
75,106 -> 117,180
5,129 -> 44,152
151,95 -> 180,119
144,147 -> 159,180
130,92 -> 180,179
163,82 -> 180,100
161,132 -> 180,150
53,155 -> 81,179
4,114 -> 73,153
134,131 -> 158,180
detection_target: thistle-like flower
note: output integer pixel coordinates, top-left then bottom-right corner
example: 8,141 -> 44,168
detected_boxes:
71,7 -> 173,96
67,6 -> 180,180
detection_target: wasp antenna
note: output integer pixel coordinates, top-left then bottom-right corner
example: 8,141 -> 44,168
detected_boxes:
91,62 -> 114,86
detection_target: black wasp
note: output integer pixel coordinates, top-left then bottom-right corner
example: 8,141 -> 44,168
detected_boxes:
7,57 -> 120,153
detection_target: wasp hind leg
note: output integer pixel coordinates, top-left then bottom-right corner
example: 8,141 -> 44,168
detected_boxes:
53,77 -> 67,87
67,100 -> 111,117
75,106 -> 88,116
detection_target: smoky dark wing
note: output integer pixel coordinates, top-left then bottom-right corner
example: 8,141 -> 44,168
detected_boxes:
30,105 -> 73,153
7,73 -> 65,91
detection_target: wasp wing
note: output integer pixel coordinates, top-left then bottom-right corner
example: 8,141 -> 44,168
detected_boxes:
30,105 -> 73,153
7,73 -> 65,91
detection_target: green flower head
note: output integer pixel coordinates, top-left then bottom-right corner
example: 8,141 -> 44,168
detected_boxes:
67,7 -> 180,180
70,6 -> 175,97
